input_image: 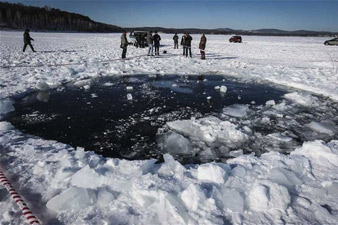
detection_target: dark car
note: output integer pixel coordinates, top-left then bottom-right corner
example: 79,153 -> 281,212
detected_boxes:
324,38 -> 338,46
229,36 -> 242,43
129,31 -> 148,48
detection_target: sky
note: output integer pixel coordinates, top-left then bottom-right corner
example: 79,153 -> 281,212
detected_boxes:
5,0 -> 338,32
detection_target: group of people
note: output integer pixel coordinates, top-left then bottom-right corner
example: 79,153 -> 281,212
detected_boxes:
22,29 -> 207,60
121,31 -> 207,60
146,31 -> 162,56
121,31 -> 162,58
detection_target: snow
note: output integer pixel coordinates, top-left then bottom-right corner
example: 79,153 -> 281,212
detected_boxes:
1,31 -> 338,224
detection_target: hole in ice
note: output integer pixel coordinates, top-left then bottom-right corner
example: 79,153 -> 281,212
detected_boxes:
4,75 -> 338,164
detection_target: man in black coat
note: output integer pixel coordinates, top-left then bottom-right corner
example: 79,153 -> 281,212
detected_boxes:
120,31 -> 129,59
184,33 -> 193,58
23,29 -> 36,52
173,33 -> 179,49
199,33 -> 207,60
153,31 -> 161,56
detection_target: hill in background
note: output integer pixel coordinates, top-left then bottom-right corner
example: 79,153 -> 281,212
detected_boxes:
0,2 -> 122,32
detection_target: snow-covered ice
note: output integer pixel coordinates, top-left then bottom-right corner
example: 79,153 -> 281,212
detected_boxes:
1,31 -> 338,224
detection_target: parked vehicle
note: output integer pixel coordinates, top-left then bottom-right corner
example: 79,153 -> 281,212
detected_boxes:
324,38 -> 338,46
129,31 -> 148,48
229,35 -> 242,43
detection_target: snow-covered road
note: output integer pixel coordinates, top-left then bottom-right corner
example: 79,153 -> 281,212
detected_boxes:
1,31 -> 338,224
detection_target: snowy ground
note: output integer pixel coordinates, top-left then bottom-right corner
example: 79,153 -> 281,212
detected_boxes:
1,31 -> 338,224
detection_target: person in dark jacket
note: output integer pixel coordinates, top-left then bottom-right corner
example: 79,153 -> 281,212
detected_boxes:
120,31 -> 129,59
147,31 -> 154,56
23,29 -> 36,52
153,31 -> 161,56
184,33 -> 193,58
181,33 -> 187,55
199,33 -> 207,60
173,33 -> 179,49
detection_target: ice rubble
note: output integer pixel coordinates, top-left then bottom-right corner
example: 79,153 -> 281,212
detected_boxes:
1,122 -> 338,224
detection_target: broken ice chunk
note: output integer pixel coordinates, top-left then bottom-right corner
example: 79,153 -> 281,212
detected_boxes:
127,93 -> 133,100
197,163 -> 228,184
162,132 -> 190,155
90,93 -> 98,98
223,104 -> 249,118
36,80 -> 50,91
220,85 -> 227,93
46,186 -> 97,212
0,99 -> 15,116
265,100 -> 276,106
305,121 -> 335,135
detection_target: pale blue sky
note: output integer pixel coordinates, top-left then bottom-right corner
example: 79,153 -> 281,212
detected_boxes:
6,0 -> 338,31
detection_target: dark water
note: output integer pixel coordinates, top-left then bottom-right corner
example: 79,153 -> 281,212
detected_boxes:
5,75 -> 290,162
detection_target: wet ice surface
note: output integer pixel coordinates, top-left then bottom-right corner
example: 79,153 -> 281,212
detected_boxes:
5,75 -> 338,164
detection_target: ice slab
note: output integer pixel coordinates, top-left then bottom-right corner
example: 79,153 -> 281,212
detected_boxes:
223,104 -> 249,118
46,186 -> 97,212
36,80 -> 50,91
284,92 -> 320,107
305,121 -> 335,135
0,99 -> 15,116
161,132 -> 190,155
197,163 -> 229,184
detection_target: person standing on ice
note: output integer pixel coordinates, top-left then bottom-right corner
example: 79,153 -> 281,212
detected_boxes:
184,33 -> 193,58
153,31 -> 161,56
147,31 -> 154,56
120,31 -> 129,59
199,33 -> 207,60
173,33 -> 179,49
23,29 -> 36,52
181,33 -> 187,55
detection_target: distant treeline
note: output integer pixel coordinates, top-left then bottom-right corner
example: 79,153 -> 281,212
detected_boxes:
0,2 -> 122,32
126,27 -> 338,37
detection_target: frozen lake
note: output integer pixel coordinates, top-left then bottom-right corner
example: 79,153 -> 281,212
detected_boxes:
1,32 -> 338,225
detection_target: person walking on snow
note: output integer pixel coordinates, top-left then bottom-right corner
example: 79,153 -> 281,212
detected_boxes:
147,31 -> 154,56
153,31 -> 161,56
23,29 -> 36,52
120,31 -> 129,59
173,33 -> 179,49
184,33 -> 193,58
199,33 -> 207,60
